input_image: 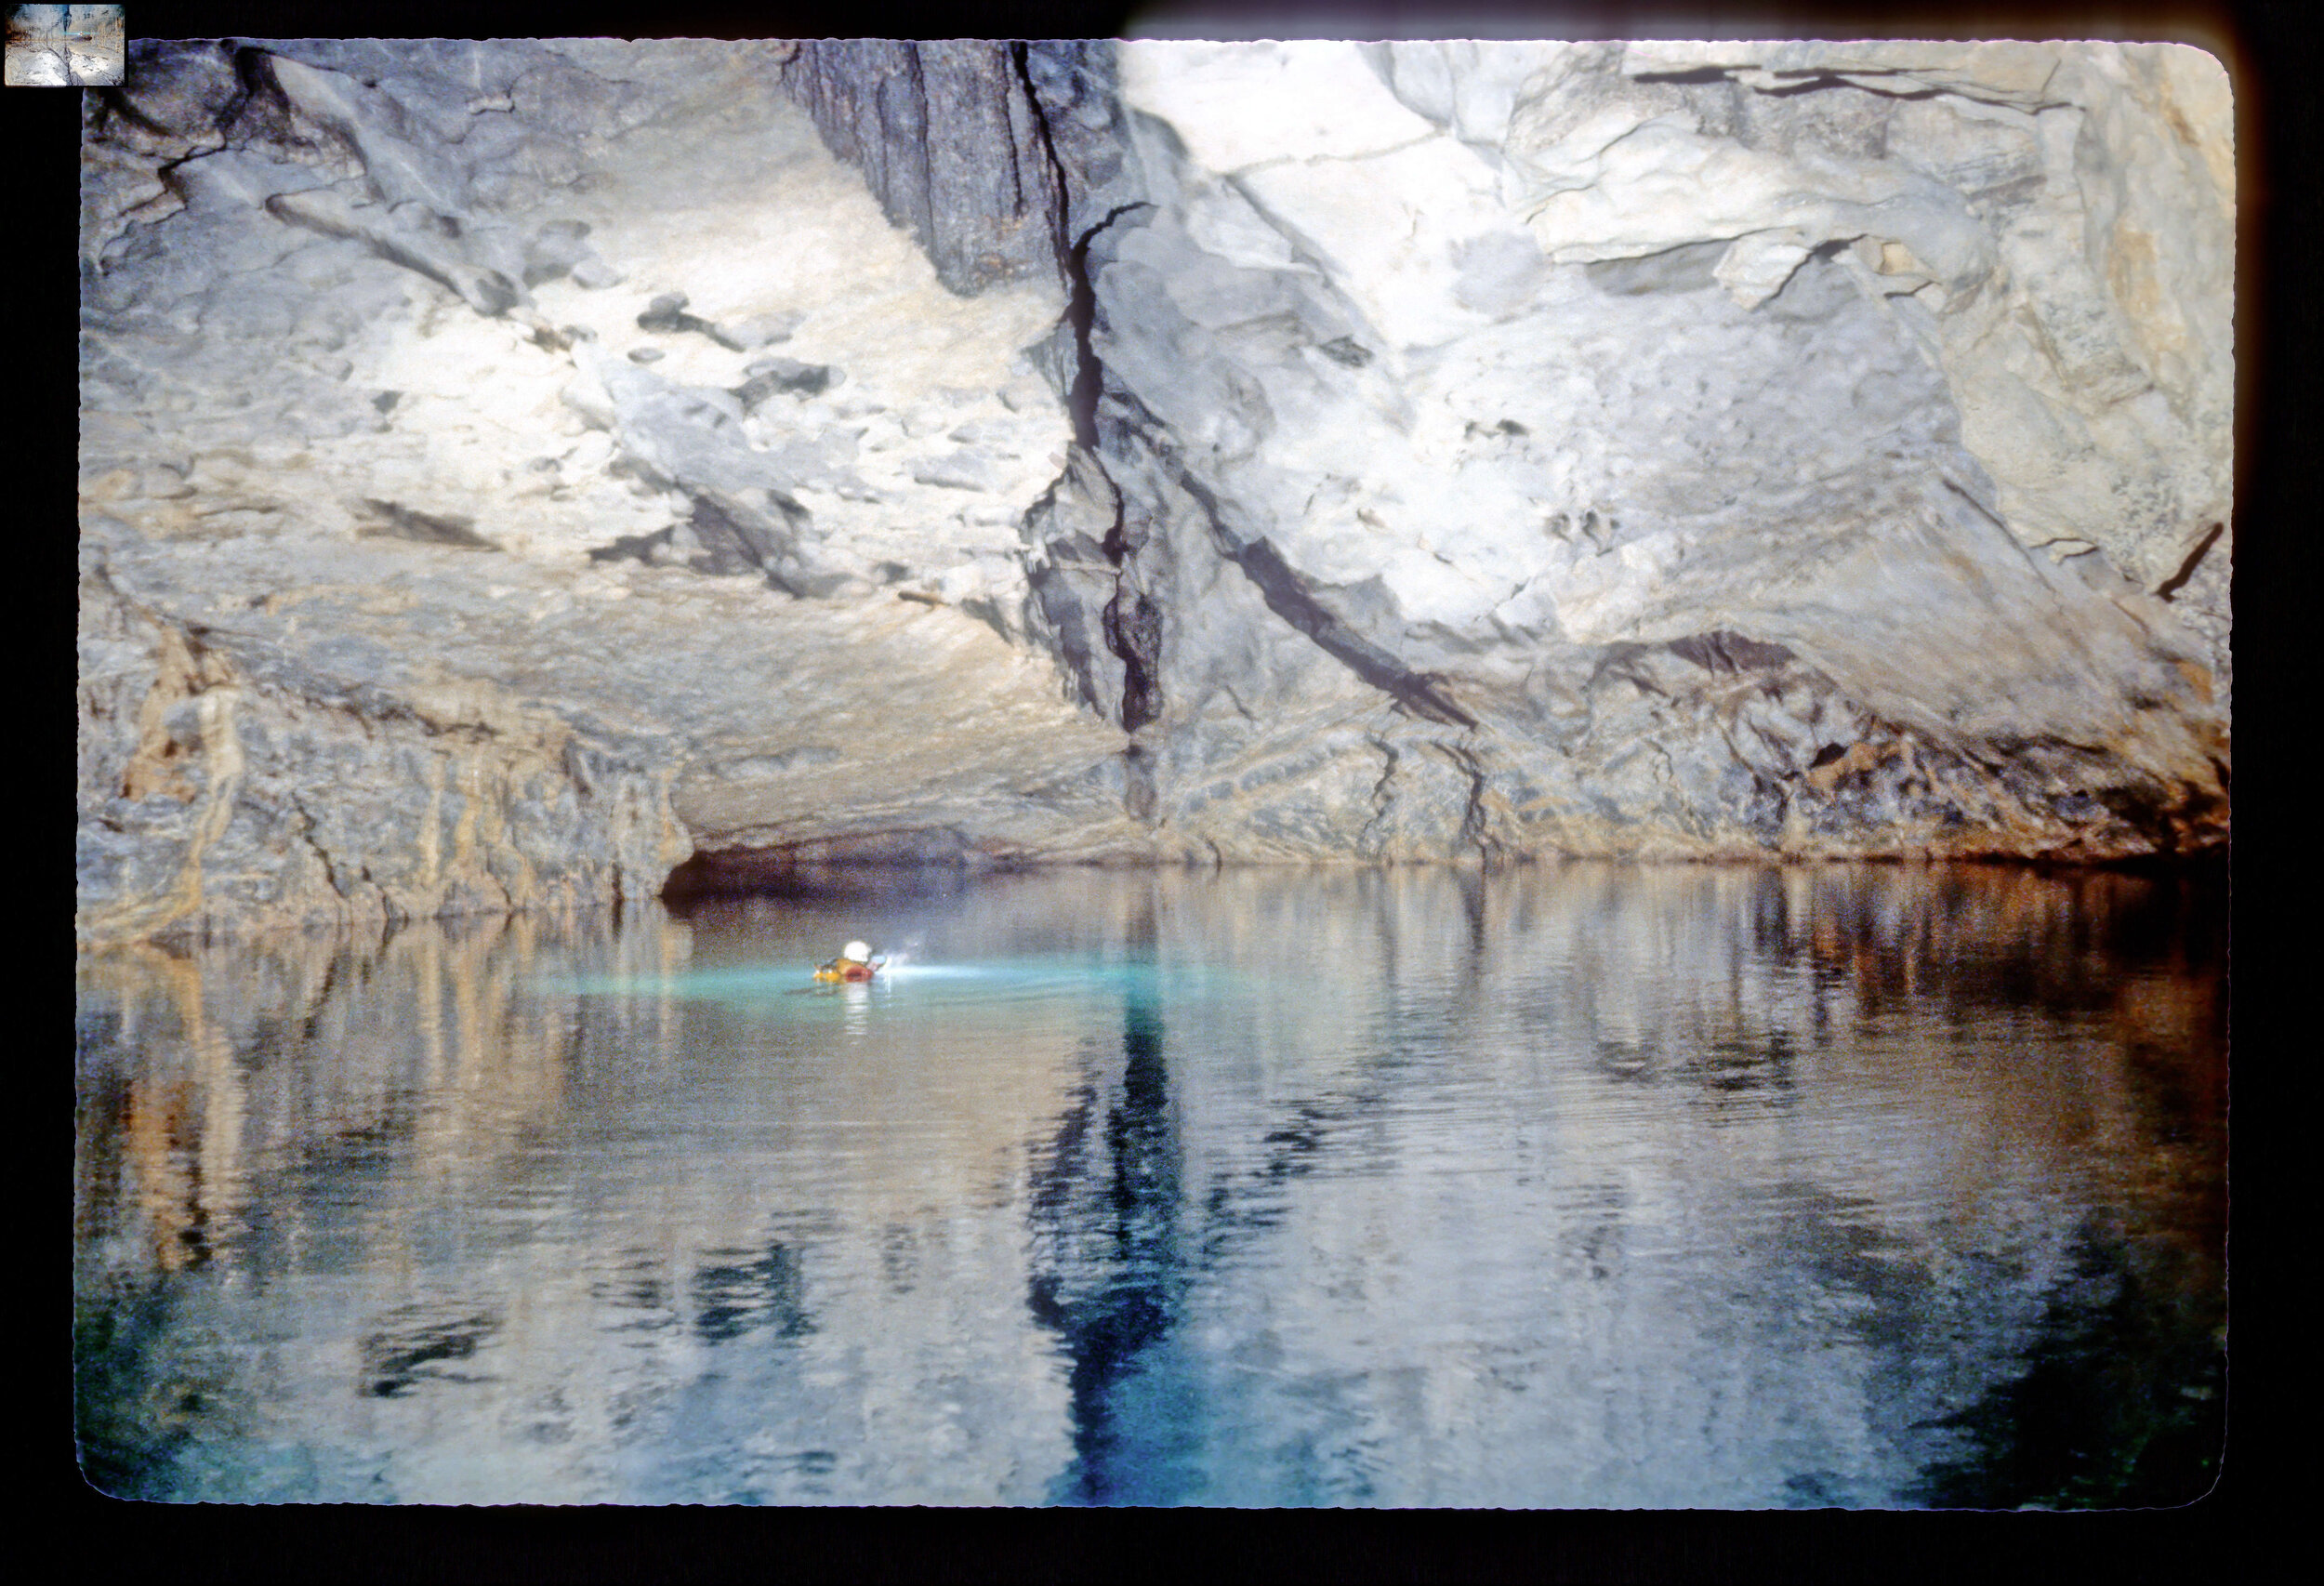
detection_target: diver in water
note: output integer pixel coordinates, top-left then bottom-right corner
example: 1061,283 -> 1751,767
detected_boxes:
816,940 -> 882,983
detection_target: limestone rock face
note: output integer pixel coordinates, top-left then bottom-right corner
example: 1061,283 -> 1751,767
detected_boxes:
78,525 -> 693,945
77,38 -> 2231,945
77,37 -> 1129,946
1029,39 -> 2230,862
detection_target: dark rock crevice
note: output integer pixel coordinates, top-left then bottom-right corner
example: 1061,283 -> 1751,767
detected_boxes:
1101,584 -> 1167,734
1009,38 -> 1109,452
1227,534 -> 1478,730
2155,522 -> 2224,601
1062,202 -> 1155,451
1012,46 -> 1160,745
1667,631 -> 1799,675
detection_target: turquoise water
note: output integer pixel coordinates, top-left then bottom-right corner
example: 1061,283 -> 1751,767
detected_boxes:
75,863 -> 2225,1506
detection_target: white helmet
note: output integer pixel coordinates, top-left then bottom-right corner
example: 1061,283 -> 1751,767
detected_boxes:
844,941 -> 872,961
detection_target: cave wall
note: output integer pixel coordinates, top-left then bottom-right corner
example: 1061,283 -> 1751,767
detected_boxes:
76,38 -> 2231,946
1020,40 -> 2230,864
75,37 -> 1135,948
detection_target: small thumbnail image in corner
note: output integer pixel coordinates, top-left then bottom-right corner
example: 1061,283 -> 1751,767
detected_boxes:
5,5 -> 124,86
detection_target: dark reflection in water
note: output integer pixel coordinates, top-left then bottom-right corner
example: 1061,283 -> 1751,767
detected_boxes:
1031,966 -> 1198,1504
363,1308 -> 502,1398
692,1245 -> 815,1347
1908,1223 -> 2225,1509
74,863 -> 2225,1507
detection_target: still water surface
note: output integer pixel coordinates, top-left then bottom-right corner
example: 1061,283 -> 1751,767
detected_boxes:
75,864 -> 2225,1506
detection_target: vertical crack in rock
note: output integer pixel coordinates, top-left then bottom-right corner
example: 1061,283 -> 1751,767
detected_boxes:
1013,43 -> 1158,742
1012,39 -> 1092,447
1058,200 -> 1154,451
1101,580 -> 1166,734
1360,736 -> 1401,853
1443,741 -> 1501,861
1009,41 -> 1168,761
1020,457 -> 1127,719
1005,39 -> 1186,775
1121,741 -> 1158,823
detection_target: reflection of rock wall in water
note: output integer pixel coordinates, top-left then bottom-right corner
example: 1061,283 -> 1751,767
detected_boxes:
75,868 -> 2222,1504
75,902 -> 1089,1502
77,39 -> 2231,945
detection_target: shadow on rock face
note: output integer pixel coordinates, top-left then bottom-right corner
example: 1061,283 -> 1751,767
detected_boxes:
663,835 -> 1006,905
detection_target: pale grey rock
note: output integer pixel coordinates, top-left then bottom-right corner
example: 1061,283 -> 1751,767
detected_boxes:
720,746 -> 842,779
910,448 -> 1008,492
1578,43 -> 2236,612
521,218 -> 596,285
757,434 -> 865,496
76,38 -> 2232,947
77,37 -> 1128,945
735,355 -> 839,404
1029,39 -> 2227,861
266,187 -> 524,317
571,345 -> 848,596
568,255 -> 623,289
262,54 -> 476,216
717,310 -> 806,350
